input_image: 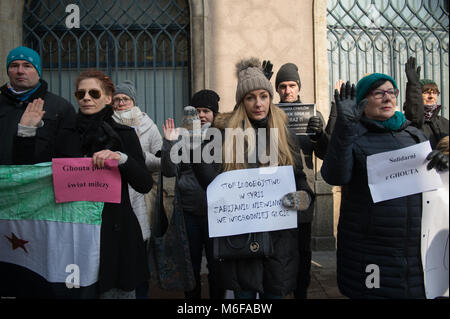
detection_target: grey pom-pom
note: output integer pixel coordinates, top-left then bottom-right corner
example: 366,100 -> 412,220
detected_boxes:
235,57 -> 262,77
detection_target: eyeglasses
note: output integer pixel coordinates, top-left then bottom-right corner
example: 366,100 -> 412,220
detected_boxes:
112,97 -> 132,105
422,89 -> 439,96
370,88 -> 399,99
74,89 -> 102,100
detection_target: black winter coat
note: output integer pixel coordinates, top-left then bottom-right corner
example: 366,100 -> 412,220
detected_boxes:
14,107 -> 153,295
161,138 -> 207,216
321,116 -> 427,299
0,80 -> 76,165
192,112 -> 314,296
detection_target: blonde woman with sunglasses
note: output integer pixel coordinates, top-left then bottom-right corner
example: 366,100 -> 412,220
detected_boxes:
15,69 -> 154,299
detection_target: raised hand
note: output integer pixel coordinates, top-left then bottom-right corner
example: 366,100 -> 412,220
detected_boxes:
335,81 -> 366,125
163,118 -> 180,141
20,98 -> 45,127
405,57 -> 421,83
334,79 -> 345,93
262,60 -> 273,80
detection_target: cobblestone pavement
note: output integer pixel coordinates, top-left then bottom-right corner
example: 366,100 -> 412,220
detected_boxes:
148,250 -> 347,299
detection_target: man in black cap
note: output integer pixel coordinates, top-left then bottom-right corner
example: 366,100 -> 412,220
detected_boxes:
275,62 -> 330,299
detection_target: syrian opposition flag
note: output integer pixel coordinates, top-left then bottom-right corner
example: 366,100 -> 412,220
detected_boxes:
0,163 -> 103,298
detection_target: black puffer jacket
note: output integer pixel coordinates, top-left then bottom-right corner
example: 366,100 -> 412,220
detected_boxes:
403,80 -> 449,149
321,116 -> 427,299
0,80 -> 76,164
192,112 -> 314,296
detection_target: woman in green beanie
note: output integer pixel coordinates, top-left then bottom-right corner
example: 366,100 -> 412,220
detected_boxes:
321,75 -> 448,299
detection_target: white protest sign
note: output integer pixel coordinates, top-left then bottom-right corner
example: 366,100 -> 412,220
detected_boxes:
206,166 -> 297,238
367,141 -> 443,203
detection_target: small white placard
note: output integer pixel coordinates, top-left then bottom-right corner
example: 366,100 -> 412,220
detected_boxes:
207,166 -> 297,238
367,141 -> 442,203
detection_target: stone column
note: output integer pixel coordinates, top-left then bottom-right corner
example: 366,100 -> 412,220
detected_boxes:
311,0 -> 336,251
189,0 -> 208,94
0,0 -> 24,84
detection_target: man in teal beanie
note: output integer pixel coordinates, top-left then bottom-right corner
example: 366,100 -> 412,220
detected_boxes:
0,46 -> 76,166
7,46 -> 42,77
356,73 -> 398,105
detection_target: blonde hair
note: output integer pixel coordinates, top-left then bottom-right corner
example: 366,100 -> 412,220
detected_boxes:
222,101 -> 298,172
436,136 -> 449,156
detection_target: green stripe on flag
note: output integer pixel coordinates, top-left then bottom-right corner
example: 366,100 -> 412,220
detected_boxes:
0,163 -> 103,225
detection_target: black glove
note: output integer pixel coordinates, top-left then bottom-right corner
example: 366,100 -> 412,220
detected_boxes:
405,57 -> 421,83
306,116 -> 323,141
262,60 -> 273,80
335,81 -> 366,126
426,150 -> 449,172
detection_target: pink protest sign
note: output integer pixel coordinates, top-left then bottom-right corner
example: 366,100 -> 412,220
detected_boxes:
52,158 -> 121,204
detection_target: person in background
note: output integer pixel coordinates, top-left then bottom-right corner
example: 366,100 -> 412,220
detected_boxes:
0,46 -> 76,165
321,74 -> 448,299
162,89 -> 224,299
190,57 -> 314,299
403,57 -> 449,149
274,62 -> 328,299
112,80 -> 162,299
14,69 -> 154,298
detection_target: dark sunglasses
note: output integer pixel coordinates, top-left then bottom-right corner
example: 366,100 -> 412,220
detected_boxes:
74,89 -> 102,100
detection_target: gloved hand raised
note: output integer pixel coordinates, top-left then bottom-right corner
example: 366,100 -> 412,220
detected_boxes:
262,60 -> 273,80
306,116 -> 323,141
335,81 -> 366,126
405,56 -> 421,83
426,150 -> 449,172
281,191 -> 311,211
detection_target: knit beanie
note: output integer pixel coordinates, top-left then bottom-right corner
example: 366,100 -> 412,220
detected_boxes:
115,80 -> 137,104
7,46 -> 42,77
356,73 -> 398,104
190,89 -> 220,113
275,63 -> 301,90
419,79 -> 439,93
235,57 -> 274,104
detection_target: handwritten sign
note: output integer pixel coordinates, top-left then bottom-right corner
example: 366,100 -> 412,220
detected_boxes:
367,142 -> 443,203
52,158 -> 121,203
277,103 -> 316,135
206,166 -> 297,238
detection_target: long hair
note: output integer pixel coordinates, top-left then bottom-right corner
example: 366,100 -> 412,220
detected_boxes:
222,101 -> 298,172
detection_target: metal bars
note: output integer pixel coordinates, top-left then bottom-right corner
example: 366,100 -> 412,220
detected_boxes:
327,0 -> 449,117
23,0 -> 190,128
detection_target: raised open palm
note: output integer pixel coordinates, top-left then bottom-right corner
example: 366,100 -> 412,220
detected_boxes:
163,118 -> 180,141
20,98 -> 45,127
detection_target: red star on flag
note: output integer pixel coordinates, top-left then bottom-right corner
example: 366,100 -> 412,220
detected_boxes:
5,233 -> 29,253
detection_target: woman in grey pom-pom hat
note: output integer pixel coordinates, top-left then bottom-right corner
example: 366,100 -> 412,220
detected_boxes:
189,57 -> 314,299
